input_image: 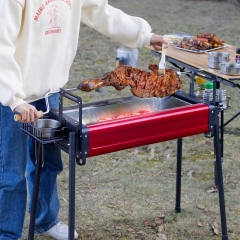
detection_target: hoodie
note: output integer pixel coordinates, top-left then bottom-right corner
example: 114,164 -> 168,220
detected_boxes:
0,0 -> 153,110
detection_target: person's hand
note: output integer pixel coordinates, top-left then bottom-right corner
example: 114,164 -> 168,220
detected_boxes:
14,103 -> 42,122
150,34 -> 170,51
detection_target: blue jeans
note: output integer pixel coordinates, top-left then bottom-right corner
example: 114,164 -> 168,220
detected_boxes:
0,94 -> 63,240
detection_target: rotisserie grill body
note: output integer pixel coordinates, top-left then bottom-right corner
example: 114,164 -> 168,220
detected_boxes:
22,88 -> 215,240
44,90 -> 211,158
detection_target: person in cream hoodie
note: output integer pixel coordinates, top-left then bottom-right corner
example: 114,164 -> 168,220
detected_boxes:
0,0 -> 169,239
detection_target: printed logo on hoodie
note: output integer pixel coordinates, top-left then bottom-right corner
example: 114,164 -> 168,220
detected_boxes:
45,5 -> 61,35
33,0 -> 72,35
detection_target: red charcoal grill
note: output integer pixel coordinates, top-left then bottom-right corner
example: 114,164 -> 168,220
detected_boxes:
22,88 -> 228,240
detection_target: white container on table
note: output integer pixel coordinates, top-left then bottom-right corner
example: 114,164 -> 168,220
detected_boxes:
116,47 -> 138,68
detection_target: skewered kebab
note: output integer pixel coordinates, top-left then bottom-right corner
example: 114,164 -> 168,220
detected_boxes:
77,64 -> 183,98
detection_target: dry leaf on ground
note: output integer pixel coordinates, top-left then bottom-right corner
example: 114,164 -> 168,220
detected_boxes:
207,188 -> 218,193
197,221 -> 204,227
213,222 -> 219,228
155,218 -> 163,225
212,222 -> 220,235
132,149 -> 139,155
197,204 -> 205,210
187,170 -> 194,178
158,225 -> 164,232
214,228 -> 220,235
157,233 -> 167,240
144,221 -> 152,227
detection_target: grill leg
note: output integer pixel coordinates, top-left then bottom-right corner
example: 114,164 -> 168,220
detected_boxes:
214,123 -> 228,240
214,111 -> 224,188
175,138 -> 182,213
69,132 -> 76,240
214,158 -> 219,188
28,141 -> 43,240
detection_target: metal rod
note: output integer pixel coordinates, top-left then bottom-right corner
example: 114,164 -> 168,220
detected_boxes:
28,141 -> 43,240
223,110 -> 240,127
214,81 -> 223,188
43,90 -> 61,115
68,132 -> 76,240
214,157 -> 218,188
189,73 -> 195,96
221,111 -> 224,157
214,116 -> 228,240
175,138 -> 182,213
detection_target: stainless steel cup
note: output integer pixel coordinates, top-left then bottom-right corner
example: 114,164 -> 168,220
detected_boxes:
32,119 -> 61,138
208,52 -> 230,69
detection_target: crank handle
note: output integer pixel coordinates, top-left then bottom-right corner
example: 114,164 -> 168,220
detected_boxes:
14,110 -> 44,122
13,90 -> 60,122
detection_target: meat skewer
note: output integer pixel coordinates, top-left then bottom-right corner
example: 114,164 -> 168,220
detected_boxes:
77,64 -> 183,98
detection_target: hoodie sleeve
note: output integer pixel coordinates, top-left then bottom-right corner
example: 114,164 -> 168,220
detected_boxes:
81,0 -> 153,48
0,0 -> 26,110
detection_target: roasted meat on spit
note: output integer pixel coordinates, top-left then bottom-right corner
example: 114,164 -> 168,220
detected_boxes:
77,64 -> 183,98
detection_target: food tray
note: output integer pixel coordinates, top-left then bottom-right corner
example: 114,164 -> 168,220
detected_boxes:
174,44 -> 225,54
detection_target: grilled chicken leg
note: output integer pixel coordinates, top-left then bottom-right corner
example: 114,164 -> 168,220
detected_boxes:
77,64 -> 183,98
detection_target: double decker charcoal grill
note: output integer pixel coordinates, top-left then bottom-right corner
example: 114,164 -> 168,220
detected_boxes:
22,88 -> 228,240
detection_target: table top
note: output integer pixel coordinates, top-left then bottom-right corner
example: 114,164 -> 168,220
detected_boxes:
145,44 -> 240,81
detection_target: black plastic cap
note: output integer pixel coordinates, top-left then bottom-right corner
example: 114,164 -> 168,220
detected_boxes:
236,48 -> 240,54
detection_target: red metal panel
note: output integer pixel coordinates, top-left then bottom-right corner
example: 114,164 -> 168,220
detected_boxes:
87,103 -> 210,157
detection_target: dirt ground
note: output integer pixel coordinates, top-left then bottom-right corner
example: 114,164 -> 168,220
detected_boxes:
22,0 -> 240,239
